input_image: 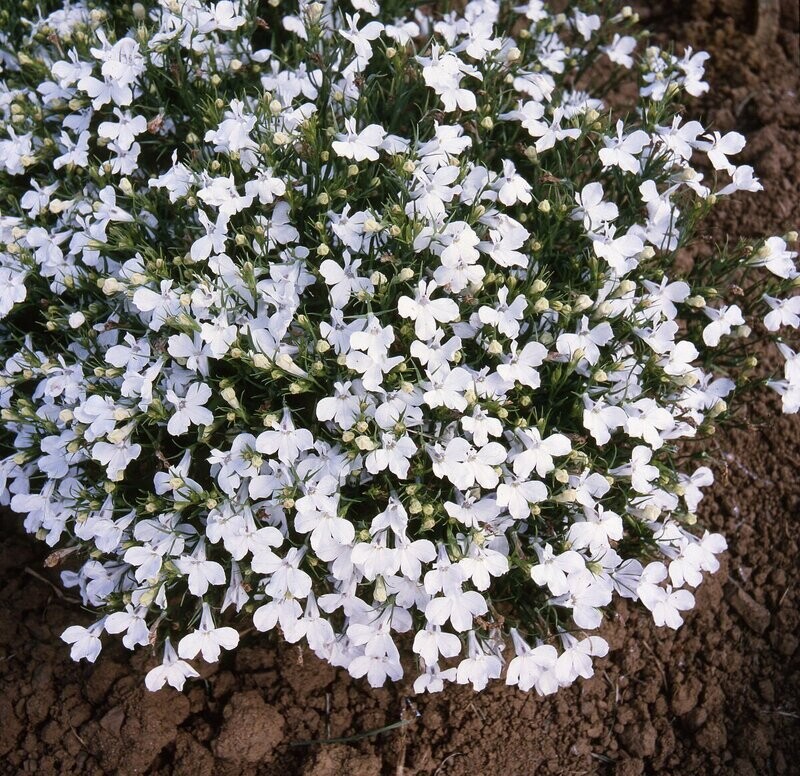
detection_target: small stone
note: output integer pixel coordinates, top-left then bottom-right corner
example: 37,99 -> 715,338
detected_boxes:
726,584 -> 771,634
671,676 -> 702,716
773,632 -> 798,656
620,722 -> 656,758
615,757 -> 645,776
213,690 -> 284,764
696,720 -> 727,752
758,679 -> 775,703
303,744 -> 382,776
98,706 -> 125,736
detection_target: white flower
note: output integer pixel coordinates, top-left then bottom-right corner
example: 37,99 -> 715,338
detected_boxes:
556,316 -> 613,366
461,405 -> 503,447
668,531 -> 727,587
316,381 -> 362,429
478,286 -> 527,338
422,365 -> 472,412
458,540 -> 509,590
365,432 -> 417,478
455,631 -> 502,690
398,280 -> 460,340
177,604 -> 240,663
413,625 -> 462,665
554,633 -> 608,684
348,646 -> 403,688
512,427 -> 571,478
256,407 -> 314,464
61,622 -> 104,663
582,397 -> 627,445
132,280 -> 181,331
413,663 -> 458,694
497,340 -> 548,388
200,313 -> 238,358
702,304 -> 745,347
637,562 -> 695,629
339,13 -> 384,69
749,237 -> 798,280
530,544 -> 586,596
495,159 -> 532,206
97,108 -> 147,151
700,130 -> 745,174
174,542 -> 227,597
425,588 -> 487,632
599,120 -> 649,173
572,182 -> 619,231
145,638 -> 200,691
105,605 -> 150,649
506,629 -> 558,692
166,383 -> 214,436
253,548 -> 312,599
763,294 -> 800,331
439,437 -> 507,490
497,475 -> 547,520
92,436 -> 142,481
421,44 -> 483,113
319,253 -> 373,308
567,505 -> 623,552
332,117 -> 387,162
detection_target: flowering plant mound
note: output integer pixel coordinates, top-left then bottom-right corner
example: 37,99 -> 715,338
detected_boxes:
0,0 -> 797,695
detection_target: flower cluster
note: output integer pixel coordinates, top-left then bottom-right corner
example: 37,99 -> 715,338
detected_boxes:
0,0 -> 797,695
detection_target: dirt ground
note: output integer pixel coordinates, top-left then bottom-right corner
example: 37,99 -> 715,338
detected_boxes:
1,2 -> 798,774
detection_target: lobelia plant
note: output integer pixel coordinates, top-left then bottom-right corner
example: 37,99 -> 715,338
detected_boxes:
0,0 -> 797,696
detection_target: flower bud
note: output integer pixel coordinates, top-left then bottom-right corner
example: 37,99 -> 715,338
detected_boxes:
709,399 -> 727,417
487,340 -> 503,355
102,278 -> 122,295
355,435 -> 375,451
397,267 -> 415,283
643,504 -> 662,521
221,387 -> 240,409
374,577 -> 388,602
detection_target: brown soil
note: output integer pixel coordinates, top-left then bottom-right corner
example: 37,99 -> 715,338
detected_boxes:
1,3 -> 798,775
